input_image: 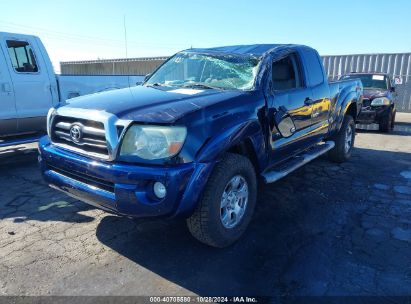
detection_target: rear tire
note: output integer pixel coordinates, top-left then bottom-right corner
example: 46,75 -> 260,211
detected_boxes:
328,115 -> 355,163
186,153 -> 257,248
391,111 -> 396,131
379,109 -> 394,133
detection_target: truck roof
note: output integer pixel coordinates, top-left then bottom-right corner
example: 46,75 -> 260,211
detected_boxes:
185,44 -> 310,57
0,32 -> 40,40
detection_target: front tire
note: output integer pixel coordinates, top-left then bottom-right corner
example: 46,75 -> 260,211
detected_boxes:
187,153 -> 257,248
328,115 -> 355,163
379,109 -> 395,133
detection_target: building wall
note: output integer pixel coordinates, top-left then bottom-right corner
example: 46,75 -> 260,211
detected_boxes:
61,53 -> 411,112
60,57 -> 168,76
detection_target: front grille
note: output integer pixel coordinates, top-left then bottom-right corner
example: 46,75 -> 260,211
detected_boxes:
48,164 -> 115,193
51,116 -> 109,158
362,98 -> 371,108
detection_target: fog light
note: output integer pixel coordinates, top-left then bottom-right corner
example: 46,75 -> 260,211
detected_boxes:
153,182 -> 166,199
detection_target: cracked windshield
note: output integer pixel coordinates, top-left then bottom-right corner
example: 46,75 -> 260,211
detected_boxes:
145,52 -> 260,90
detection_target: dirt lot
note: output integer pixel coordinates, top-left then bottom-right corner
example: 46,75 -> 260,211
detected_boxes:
0,114 -> 410,297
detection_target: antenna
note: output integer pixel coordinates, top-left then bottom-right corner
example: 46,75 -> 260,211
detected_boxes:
123,15 -> 128,59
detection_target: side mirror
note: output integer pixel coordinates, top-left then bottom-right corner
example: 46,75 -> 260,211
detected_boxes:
144,73 -> 151,82
277,116 -> 296,138
273,106 -> 296,138
390,86 -> 395,92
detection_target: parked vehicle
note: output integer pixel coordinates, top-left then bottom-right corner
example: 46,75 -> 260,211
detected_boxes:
341,72 -> 396,132
39,44 -> 363,247
0,32 -> 143,145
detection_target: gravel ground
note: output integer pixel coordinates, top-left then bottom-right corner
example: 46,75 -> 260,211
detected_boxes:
0,114 -> 410,297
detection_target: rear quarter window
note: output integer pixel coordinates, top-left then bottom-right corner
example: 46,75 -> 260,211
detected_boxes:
302,49 -> 324,86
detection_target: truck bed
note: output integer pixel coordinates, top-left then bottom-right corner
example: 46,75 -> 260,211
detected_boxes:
329,78 -> 362,97
328,78 -> 363,132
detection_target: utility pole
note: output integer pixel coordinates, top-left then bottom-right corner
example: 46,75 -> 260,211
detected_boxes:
123,15 -> 128,59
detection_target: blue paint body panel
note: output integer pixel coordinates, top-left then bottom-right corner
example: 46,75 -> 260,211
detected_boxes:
39,136 -> 215,217
39,44 -> 363,218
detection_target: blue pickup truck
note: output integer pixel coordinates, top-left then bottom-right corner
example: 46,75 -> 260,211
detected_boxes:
39,44 -> 363,247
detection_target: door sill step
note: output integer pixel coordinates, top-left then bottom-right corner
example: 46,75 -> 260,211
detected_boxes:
262,141 -> 335,183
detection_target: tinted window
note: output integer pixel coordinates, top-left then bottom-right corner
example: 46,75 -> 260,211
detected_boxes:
271,53 -> 303,91
303,49 -> 324,86
6,40 -> 39,73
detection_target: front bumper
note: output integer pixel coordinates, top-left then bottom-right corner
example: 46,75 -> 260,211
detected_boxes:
357,106 -> 391,124
38,136 -> 215,218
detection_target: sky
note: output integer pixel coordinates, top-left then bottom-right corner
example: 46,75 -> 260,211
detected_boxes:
1,0 -> 411,72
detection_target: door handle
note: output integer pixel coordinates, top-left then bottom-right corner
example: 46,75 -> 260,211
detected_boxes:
1,83 -> 11,93
304,98 -> 314,105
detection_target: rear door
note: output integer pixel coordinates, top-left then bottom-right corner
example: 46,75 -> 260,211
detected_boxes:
0,43 -> 17,136
2,36 -> 53,134
268,51 -> 314,164
300,48 -> 331,135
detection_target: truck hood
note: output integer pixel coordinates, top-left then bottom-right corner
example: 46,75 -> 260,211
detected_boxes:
363,89 -> 389,100
62,85 -> 243,123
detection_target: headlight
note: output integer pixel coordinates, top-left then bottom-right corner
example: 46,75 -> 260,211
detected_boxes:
120,125 -> 187,160
46,108 -> 57,137
371,97 -> 390,106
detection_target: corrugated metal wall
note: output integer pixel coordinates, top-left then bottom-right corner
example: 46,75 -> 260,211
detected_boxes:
322,53 -> 411,112
60,53 -> 411,112
60,57 -> 168,76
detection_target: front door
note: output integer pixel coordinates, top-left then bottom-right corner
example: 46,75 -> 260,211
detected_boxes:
0,45 -> 17,137
267,52 -> 314,164
2,37 -> 53,134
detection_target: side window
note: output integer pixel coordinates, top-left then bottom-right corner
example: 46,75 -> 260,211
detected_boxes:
302,49 -> 324,86
271,53 -> 303,91
6,40 -> 39,73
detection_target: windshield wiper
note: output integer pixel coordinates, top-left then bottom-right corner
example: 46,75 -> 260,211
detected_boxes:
181,83 -> 224,90
146,83 -> 169,88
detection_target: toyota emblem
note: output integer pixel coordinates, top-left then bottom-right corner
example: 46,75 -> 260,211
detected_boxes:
69,124 -> 82,143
